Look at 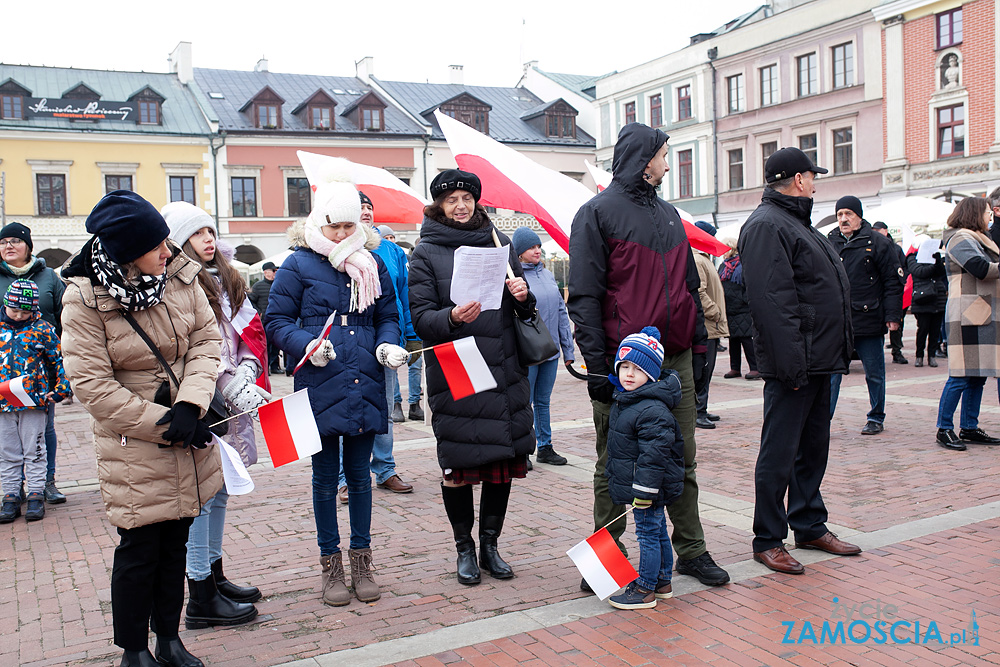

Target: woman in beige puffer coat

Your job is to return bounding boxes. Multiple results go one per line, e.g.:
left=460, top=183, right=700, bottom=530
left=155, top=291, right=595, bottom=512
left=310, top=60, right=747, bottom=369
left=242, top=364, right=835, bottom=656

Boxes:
left=61, top=190, right=222, bottom=667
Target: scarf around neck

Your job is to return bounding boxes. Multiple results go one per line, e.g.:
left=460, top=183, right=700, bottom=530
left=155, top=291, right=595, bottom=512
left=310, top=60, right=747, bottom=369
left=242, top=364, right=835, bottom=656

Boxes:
left=304, top=221, right=381, bottom=312
left=90, top=237, right=167, bottom=311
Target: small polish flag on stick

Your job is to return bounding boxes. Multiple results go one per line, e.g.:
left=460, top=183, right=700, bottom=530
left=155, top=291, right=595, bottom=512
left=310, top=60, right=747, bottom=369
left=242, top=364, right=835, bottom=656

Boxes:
left=567, top=525, right=638, bottom=600
left=431, top=337, right=497, bottom=401
left=258, top=389, right=323, bottom=467
left=0, top=377, right=36, bottom=408
left=292, top=311, right=338, bottom=375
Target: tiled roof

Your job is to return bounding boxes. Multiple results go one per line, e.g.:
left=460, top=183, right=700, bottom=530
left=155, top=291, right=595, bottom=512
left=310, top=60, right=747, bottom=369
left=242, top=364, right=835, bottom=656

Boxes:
left=0, top=64, right=211, bottom=134
left=193, top=68, right=425, bottom=135
left=373, top=78, right=595, bottom=147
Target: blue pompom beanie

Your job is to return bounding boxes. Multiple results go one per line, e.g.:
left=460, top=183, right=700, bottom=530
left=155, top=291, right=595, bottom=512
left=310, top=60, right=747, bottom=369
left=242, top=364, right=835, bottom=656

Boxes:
left=614, top=326, right=665, bottom=382
left=512, top=227, right=542, bottom=257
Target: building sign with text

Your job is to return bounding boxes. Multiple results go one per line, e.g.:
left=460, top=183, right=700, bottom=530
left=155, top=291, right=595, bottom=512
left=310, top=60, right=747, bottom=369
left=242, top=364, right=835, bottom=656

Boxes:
left=25, top=98, right=134, bottom=121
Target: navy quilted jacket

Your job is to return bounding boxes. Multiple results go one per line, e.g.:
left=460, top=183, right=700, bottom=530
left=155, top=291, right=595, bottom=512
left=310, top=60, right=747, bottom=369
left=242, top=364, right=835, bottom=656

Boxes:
left=605, top=370, right=685, bottom=507
left=265, top=247, right=399, bottom=437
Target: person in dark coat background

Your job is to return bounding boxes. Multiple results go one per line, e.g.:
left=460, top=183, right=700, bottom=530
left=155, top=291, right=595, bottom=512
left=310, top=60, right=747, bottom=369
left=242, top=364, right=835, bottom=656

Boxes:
left=408, top=169, right=535, bottom=587
left=717, top=238, right=760, bottom=380
left=266, top=159, right=405, bottom=608
left=873, top=221, right=909, bottom=365
left=568, top=122, right=729, bottom=589
left=740, top=147, right=861, bottom=576
left=826, top=196, right=903, bottom=435
left=906, top=239, right=947, bottom=368
left=250, top=261, right=280, bottom=373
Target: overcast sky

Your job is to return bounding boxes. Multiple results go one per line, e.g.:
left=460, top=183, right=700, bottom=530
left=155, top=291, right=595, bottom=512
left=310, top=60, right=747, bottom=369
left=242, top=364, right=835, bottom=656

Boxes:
left=4, top=1, right=764, bottom=87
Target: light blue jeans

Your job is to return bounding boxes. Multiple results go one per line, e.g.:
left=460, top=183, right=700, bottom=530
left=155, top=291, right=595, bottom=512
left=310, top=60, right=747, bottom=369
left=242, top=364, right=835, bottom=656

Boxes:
left=341, top=367, right=396, bottom=486
left=186, top=483, right=229, bottom=581
left=527, top=358, right=559, bottom=450
left=393, top=354, right=423, bottom=406
left=937, top=376, right=987, bottom=430
left=633, top=506, right=673, bottom=592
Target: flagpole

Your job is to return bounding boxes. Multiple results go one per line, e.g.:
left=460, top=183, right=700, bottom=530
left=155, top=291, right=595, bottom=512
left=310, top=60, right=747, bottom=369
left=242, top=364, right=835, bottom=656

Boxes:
left=600, top=510, right=630, bottom=531
left=210, top=407, right=260, bottom=428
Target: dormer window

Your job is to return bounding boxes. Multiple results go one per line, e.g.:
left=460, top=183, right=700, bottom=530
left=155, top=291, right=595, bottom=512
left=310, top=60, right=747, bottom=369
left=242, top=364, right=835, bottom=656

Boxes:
left=0, top=79, right=30, bottom=120
left=438, top=93, right=491, bottom=134
left=128, top=86, right=165, bottom=126
left=361, top=106, right=383, bottom=131
left=257, top=105, right=278, bottom=128
left=311, top=106, right=331, bottom=129
left=341, top=91, right=387, bottom=132
left=293, top=89, right=337, bottom=130
left=544, top=107, right=576, bottom=138
left=241, top=86, right=285, bottom=129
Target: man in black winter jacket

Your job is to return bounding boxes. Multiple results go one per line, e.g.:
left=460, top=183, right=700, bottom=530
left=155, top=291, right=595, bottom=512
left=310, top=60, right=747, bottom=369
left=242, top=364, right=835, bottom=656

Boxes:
left=826, top=197, right=903, bottom=435
left=739, top=147, right=862, bottom=575
left=873, top=221, right=909, bottom=365
left=568, top=122, right=729, bottom=587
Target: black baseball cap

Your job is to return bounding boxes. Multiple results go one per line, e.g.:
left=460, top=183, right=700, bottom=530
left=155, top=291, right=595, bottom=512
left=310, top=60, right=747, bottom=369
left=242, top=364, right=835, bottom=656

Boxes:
left=764, top=147, right=828, bottom=184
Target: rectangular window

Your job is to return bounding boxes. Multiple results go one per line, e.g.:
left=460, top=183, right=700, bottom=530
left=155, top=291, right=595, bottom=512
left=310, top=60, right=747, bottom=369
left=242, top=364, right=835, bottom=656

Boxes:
left=257, top=105, right=278, bottom=128
left=362, top=107, right=383, bottom=130
left=650, top=94, right=662, bottom=127
left=561, top=115, right=575, bottom=138
left=36, top=174, right=66, bottom=216
left=232, top=177, right=257, bottom=217
left=311, top=106, right=331, bottom=129
left=678, top=149, right=693, bottom=198
left=759, top=65, right=778, bottom=106
left=727, top=75, right=745, bottom=113
left=797, top=53, right=818, bottom=97
left=937, top=105, right=965, bottom=157
left=169, top=176, right=196, bottom=205
left=761, top=141, right=777, bottom=180
left=473, top=110, right=487, bottom=133
left=287, top=177, right=311, bottom=216
left=833, top=128, right=853, bottom=174
left=105, top=175, right=133, bottom=193
left=937, top=8, right=963, bottom=49
left=799, top=133, right=818, bottom=165
left=1, top=94, right=22, bottom=119
left=677, top=87, right=691, bottom=121
left=728, top=149, right=744, bottom=190
left=138, top=100, right=159, bottom=124
left=832, top=43, right=854, bottom=89
left=624, top=101, right=636, bottom=125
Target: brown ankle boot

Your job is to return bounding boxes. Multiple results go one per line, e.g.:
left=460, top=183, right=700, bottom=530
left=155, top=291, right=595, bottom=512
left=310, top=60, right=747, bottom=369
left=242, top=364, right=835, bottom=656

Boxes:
left=319, top=553, right=351, bottom=606
left=348, top=548, right=381, bottom=602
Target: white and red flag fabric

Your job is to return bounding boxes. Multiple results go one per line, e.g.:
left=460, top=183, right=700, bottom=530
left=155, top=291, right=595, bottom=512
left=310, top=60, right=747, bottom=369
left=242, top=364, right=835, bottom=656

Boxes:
left=292, top=311, right=338, bottom=375
left=567, top=527, right=638, bottom=600
left=257, top=389, right=323, bottom=467
left=297, top=151, right=428, bottom=225
left=0, top=376, right=35, bottom=408
left=431, top=337, right=497, bottom=401
left=231, top=298, right=270, bottom=393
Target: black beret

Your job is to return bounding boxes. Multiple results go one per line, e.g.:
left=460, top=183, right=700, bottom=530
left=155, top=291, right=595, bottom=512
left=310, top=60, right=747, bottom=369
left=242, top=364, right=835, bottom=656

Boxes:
left=430, top=169, right=481, bottom=202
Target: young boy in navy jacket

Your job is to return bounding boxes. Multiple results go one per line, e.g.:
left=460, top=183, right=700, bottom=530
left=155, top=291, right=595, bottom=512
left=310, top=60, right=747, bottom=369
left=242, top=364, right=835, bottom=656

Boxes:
left=605, top=326, right=685, bottom=609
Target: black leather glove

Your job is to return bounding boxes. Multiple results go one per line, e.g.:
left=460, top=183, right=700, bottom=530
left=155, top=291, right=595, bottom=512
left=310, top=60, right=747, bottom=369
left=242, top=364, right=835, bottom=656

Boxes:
left=692, top=352, right=708, bottom=395
left=156, top=402, right=212, bottom=449
left=587, top=374, right=615, bottom=404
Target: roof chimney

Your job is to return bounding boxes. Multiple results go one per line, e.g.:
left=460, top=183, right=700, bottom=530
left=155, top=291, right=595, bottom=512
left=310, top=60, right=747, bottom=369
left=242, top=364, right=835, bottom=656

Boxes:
left=168, top=42, right=193, bottom=84
left=254, top=57, right=269, bottom=73
left=449, top=65, right=464, bottom=85
left=356, top=56, right=375, bottom=82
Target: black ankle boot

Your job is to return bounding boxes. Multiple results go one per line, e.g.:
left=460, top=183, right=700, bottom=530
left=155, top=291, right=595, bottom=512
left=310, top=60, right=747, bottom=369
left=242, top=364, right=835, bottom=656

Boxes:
left=120, top=649, right=158, bottom=667
left=479, top=482, right=514, bottom=579
left=185, top=575, right=258, bottom=629
left=153, top=637, right=204, bottom=667
left=441, top=484, right=480, bottom=585
left=211, top=558, right=261, bottom=603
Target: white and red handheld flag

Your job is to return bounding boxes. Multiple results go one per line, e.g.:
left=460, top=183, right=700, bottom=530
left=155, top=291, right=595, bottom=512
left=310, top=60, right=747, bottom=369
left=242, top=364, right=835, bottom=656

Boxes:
left=0, top=376, right=35, bottom=408
left=258, top=389, right=323, bottom=467
left=567, top=527, right=638, bottom=600
left=292, top=311, right=338, bottom=375
left=231, top=298, right=271, bottom=392
left=431, top=337, right=497, bottom=401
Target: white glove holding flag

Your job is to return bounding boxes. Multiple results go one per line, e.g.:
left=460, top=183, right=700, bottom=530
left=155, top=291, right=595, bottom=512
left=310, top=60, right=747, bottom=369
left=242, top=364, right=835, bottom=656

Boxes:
left=233, top=359, right=260, bottom=385
left=309, top=339, right=336, bottom=367
left=222, top=374, right=270, bottom=413
left=376, top=343, right=409, bottom=369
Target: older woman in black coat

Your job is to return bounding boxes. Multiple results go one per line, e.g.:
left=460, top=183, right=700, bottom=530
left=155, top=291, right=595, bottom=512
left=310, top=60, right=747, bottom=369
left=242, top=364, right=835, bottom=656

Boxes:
left=408, top=169, right=536, bottom=586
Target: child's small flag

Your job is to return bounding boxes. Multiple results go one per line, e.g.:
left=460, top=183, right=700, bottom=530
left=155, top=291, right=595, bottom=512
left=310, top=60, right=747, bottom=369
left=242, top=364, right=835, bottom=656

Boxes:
left=566, top=527, right=638, bottom=600
left=0, top=376, right=36, bottom=408
left=293, top=311, right=338, bottom=375
left=432, top=337, right=497, bottom=400
left=258, top=389, right=323, bottom=467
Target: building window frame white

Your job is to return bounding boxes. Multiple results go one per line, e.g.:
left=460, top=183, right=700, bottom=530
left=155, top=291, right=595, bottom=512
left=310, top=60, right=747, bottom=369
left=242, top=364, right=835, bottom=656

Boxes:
left=726, top=73, right=745, bottom=114
left=162, top=162, right=203, bottom=207
left=26, top=159, right=73, bottom=217
left=831, top=42, right=854, bottom=89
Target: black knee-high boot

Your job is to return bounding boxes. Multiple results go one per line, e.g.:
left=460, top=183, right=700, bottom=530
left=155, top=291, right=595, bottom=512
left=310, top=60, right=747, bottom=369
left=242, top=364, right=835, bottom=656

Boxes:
left=441, top=484, right=480, bottom=585
left=479, top=481, right=513, bottom=579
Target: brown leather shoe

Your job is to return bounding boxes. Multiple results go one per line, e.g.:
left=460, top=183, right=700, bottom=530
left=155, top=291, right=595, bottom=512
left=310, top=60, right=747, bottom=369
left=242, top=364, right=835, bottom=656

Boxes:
left=795, top=532, right=862, bottom=555
left=338, top=486, right=348, bottom=504
left=377, top=474, right=413, bottom=494
left=753, top=546, right=804, bottom=574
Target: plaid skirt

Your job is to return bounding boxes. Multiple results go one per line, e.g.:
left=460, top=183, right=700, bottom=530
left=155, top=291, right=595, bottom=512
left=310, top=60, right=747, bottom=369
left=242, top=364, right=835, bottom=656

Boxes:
left=443, top=455, right=529, bottom=485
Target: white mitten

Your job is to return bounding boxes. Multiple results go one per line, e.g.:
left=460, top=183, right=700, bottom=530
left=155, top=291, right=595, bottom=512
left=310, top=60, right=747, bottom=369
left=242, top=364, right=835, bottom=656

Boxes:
left=309, top=339, right=336, bottom=367
left=234, top=359, right=260, bottom=385
left=222, top=374, right=267, bottom=413
left=376, top=343, right=409, bottom=369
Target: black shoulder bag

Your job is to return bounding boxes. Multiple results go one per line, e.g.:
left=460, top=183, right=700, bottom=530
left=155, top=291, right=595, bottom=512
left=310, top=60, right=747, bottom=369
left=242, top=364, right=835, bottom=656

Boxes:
left=120, top=310, right=230, bottom=436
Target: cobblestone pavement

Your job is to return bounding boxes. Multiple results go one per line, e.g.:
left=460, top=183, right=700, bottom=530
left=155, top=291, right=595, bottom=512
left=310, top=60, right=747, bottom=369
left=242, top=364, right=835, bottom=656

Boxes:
left=2, top=323, right=998, bottom=666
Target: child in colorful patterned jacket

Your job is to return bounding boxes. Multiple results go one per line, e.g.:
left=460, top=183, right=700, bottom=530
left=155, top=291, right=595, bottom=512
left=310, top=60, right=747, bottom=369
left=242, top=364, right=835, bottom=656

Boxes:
left=0, top=279, right=72, bottom=523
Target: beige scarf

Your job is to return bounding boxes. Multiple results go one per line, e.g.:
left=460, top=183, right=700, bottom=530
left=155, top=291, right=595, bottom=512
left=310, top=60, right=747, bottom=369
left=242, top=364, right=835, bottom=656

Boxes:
left=304, top=219, right=382, bottom=312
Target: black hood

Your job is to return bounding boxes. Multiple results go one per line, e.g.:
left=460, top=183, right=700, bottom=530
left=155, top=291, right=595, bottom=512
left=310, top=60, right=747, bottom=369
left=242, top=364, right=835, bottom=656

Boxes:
left=611, top=123, right=669, bottom=196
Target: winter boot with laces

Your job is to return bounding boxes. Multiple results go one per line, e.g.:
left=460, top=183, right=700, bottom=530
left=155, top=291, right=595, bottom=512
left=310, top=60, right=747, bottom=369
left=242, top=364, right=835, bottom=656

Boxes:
left=319, top=553, right=351, bottom=606
left=348, top=548, right=381, bottom=602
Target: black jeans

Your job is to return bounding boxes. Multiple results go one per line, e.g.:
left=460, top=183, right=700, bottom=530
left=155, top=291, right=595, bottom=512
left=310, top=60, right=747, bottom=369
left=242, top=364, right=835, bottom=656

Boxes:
left=914, top=311, right=944, bottom=358
left=889, top=308, right=907, bottom=354
left=753, top=377, right=831, bottom=553
left=695, top=338, right=719, bottom=416
left=729, top=336, right=758, bottom=373
left=111, top=518, right=193, bottom=650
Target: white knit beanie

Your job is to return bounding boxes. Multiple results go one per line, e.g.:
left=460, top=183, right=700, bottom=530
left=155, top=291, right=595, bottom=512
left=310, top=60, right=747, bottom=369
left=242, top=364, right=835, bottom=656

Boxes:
left=309, top=181, right=361, bottom=228
left=161, top=201, right=215, bottom=247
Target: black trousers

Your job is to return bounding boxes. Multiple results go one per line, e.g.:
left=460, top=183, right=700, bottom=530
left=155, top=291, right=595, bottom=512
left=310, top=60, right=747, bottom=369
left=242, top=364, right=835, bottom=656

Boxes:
left=729, top=336, right=758, bottom=373
left=889, top=308, right=907, bottom=354
left=752, top=377, right=831, bottom=553
left=695, top=338, right=719, bottom=416
left=111, top=517, right=193, bottom=650
left=914, top=311, right=944, bottom=358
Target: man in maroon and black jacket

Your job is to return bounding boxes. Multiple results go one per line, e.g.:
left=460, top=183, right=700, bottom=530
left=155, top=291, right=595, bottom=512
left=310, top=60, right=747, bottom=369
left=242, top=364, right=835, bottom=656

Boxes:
left=568, top=122, right=730, bottom=588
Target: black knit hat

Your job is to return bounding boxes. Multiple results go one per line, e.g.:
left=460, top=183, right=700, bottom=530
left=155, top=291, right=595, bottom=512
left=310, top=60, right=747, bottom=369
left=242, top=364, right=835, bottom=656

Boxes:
left=85, top=190, right=170, bottom=265
left=430, top=169, right=482, bottom=202
left=358, top=190, right=373, bottom=208
left=0, top=222, right=33, bottom=252
left=835, top=195, right=864, bottom=219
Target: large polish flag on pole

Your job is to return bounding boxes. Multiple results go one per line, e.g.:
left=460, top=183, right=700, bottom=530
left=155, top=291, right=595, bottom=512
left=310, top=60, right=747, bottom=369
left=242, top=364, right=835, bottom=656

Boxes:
left=231, top=298, right=271, bottom=393
left=585, top=160, right=730, bottom=257
left=297, top=151, right=428, bottom=225
left=567, top=527, right=638, bottom=600
left=0, top=377, right=36, bottom=408
left=431, top=337, right=497, bottom=401
left=258, top=389, right=323, bottom=467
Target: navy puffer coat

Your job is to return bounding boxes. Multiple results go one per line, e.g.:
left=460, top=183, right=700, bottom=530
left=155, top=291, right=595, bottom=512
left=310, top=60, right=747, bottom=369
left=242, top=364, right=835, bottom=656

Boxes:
left=408, top=212, right=536, bottom=470
left=606, top=370, right=685, bottom=508
left=265, top=232, right=399, bottom=437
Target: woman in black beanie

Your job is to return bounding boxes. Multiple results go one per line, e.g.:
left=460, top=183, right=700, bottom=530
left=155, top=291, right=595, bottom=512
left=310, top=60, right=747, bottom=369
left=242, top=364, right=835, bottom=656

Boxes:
left=61, top=190, right=223, bottom=667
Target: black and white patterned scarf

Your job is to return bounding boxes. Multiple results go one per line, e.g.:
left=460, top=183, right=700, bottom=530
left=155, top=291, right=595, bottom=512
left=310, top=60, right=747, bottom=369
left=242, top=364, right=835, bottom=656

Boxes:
left=90, top=237, right=166, bottom=311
